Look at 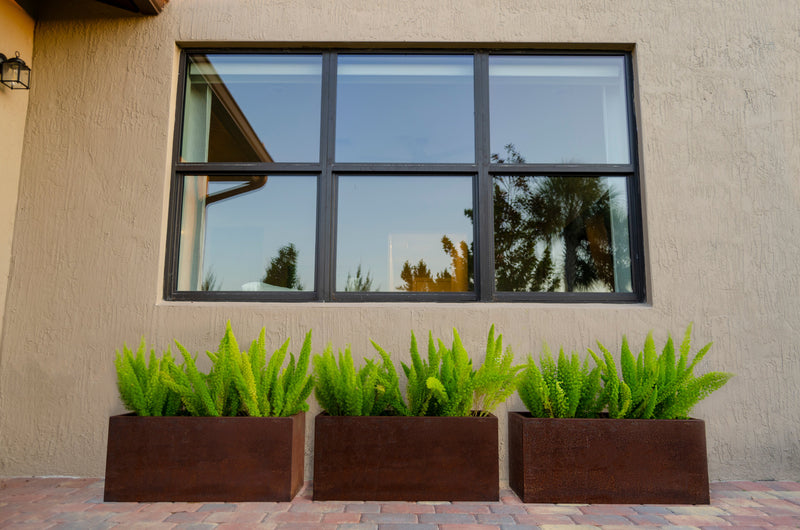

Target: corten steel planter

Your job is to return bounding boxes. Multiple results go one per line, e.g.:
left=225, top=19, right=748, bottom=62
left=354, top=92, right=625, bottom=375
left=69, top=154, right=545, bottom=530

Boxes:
left=313, top=413, right=499, bottom=501
left=104, top=412, right=305, bottom=502
left=508, top=411, right=710, bottom=504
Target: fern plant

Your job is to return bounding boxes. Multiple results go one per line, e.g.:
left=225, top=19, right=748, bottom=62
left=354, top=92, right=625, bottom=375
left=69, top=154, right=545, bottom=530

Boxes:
left=369, top=341, right=411, bottom=416
left=313, top=344, right=407, bottom=416
left=314, top=326, right=517, bottom=417
left=114, top=339, right=182, bottom=416
left=401, top=331, right=445, bottom=416
left=402, top=326, right=519, bottom=417
left=588, top=341, right=632, bottom=419
left=118, top=322, right=313, bottom=417
left=590, top=323, right=733, bottom=419
left=517, top=345, right=603, bottom=418
left=221, top=324, right=314, bottom=417
left=418, top=329, right=475, bottom=416
left=472, top=325, right=522, bottom=416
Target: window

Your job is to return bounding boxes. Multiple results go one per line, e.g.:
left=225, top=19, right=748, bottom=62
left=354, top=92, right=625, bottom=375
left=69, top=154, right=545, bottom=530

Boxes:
left=165, top=50, right=644, bottom=302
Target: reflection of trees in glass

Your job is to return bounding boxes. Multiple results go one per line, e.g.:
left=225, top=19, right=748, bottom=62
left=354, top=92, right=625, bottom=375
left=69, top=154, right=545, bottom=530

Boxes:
left=535, top=175, right=615, bottom=291
left=490, top=143, right=619, bottom=292
left=487, top=174, right=561, bottom=292
left=344, top=264, right=377, bottom=292
left=397, top=236, right=472, bottom=292
left=262, top=243, right=304, bottom=290
left=201, top=270, right=220, bottom=291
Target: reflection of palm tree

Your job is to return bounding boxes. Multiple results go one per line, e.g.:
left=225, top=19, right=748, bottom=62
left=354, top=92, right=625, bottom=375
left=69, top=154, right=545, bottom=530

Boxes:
left=533, top=176, right=615, bottom=291
left=491, top=144, right=618, bottom=292
left=491, top=175, right=561, bottom=292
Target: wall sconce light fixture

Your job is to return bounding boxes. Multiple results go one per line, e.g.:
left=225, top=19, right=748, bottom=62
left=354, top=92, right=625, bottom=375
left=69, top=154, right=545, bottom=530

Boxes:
left=0, top=52, right=31, bottom=90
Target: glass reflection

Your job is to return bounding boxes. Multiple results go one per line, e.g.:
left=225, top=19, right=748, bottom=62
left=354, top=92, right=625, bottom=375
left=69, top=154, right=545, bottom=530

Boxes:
left=337, top=176, right=474, bottom=292
left=489, top=55, right=630, bottom=164
left=177, top=175, right=316, bottom=291
left=181, top=54, right=322, bottom=163
left=493, top=175, right=632, bottom=293
left=336, top=55, right=475, bottom=163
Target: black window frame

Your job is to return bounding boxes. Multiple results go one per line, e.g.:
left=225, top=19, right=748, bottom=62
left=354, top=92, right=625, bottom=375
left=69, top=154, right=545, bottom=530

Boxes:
left=164, top=47, right=645, bottom=303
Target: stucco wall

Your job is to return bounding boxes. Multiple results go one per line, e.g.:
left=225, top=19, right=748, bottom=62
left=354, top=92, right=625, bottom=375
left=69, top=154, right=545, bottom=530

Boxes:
left=1, top=0, right=798, bottom=481
left=0, top=0, right=33, bottom=361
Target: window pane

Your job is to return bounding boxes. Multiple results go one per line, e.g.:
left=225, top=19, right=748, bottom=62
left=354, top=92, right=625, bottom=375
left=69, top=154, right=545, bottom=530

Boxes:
left=337, top=176, right=473, bottom=292
left=177, top=175, right=316, bottom=291
left=493, top=175, right=632, bottom=293
left=490, top=56, right=630, bottom=164
left=336, top=55, right=475, bottom=163
left=181, top=54, right=322, bottom=163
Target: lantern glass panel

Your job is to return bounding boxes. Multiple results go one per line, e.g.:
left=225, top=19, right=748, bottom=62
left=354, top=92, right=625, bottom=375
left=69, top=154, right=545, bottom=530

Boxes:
left=2, top=59, right=30, bottom=89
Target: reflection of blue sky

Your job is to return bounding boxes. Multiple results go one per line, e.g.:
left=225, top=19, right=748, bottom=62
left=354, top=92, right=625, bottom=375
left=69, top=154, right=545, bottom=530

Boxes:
left=489, top=56, right=629, bottom=164
left=201, top=177, right=316, bottom=290
left=336, top=55, right=474, bottom=163
left=201, top=55, right=322, bottom=162
left=337, top=176, right=473, bottom=291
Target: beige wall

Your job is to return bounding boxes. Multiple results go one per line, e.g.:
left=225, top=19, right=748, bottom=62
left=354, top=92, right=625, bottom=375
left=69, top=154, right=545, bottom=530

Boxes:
left=1, top=0, right=798, bottom=481
left=0, top=0, right=33, bottom=363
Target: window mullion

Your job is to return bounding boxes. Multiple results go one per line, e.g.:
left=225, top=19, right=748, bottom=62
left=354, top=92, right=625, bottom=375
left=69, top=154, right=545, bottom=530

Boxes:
left=318, top=52, right=338, bottom=301
left=474, top=53, right=494, bottom=302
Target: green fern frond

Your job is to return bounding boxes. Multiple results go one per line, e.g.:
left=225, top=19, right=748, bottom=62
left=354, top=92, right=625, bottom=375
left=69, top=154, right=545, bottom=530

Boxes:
left=280, top=330, right=313, bottom=417
left=114, top=343, right=148, bottom=415
left=313, top=344, right=384, bottom=416
left=660, top=371, right=733, bottom=419
left=371, top=341, right=410, bottom=416
left=175, top=341, right=218, bottom=416
left=114, top=339, right=184, bottom=417
left=589, top=323, right=732, bottom=419
left=313, top=344, right=339, bottom=415
left=517, top=355, right=548, bottom=417
left=473, top=326, right=521, bottom=416
left=425, top=376, right=448, bottom=406
left=519, top=345, right=601, bottom=418
left=659, top=335, right=676, bottom=390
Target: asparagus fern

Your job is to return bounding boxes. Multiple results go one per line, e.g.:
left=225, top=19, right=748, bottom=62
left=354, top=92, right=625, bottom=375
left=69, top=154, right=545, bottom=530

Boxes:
left=517, top=345, right=602, bottom=418
left=117, top=322, right=312, bottom=417
left=114, top=339, right=181, bottom=416
left=590, top=323, right=732, bottom=419
left=403, top=326, right=519, bottom=417
left=313, top=344, right=405, bottom=416
left=315, top=326, right=518, bottom=417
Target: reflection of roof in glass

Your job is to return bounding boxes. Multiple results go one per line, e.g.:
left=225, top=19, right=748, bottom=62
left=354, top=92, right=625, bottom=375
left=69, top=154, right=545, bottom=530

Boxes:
left=189, top=56, right=273, bottom=163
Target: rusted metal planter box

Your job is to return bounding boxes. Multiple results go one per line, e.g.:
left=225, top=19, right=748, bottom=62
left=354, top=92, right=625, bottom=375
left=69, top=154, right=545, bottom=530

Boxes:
left=508, top=411, right=710, bottom=504
left=313, top=413, right=498, bottom=501
left=104, top=412, right=305, bottom=502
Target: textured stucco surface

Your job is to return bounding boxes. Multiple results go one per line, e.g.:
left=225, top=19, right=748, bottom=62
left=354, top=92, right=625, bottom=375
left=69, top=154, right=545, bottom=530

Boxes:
left=0, top=0, right=34, bottom=358
left=1, top=0, right=799, bottom=481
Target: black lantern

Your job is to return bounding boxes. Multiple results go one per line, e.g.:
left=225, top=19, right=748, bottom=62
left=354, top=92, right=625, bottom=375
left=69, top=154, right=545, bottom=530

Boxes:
left=0, top=52, right=31, bottom=90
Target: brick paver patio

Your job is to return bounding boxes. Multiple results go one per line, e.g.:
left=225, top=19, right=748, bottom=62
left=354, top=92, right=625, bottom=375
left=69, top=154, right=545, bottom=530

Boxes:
left=1, top=478, right=799, bottom=528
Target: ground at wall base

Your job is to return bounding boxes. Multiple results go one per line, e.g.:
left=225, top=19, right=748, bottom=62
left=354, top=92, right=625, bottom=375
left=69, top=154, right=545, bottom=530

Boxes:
left=1, top=477, right=799, bottom=528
